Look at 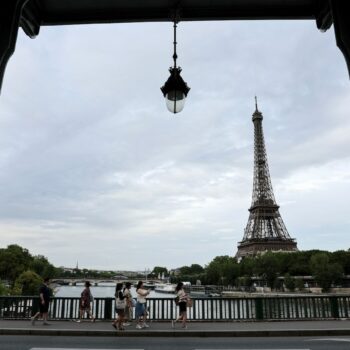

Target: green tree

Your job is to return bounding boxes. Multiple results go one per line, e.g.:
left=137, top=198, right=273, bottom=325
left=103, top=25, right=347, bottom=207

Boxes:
left=206, top=256, right=239, bottom=285
left=152, top=266, right=168, bottom=277
left=189, top=264, right=204, bottom=274
left=254, top=253, right=279, bottom=289
left=0, top=245, right=33, bottom=284
left=288, top=250, right=322, bottom=276
left=236, top=276, right=253, bottom=289
left=239, top=257, right=255, bottom=277
left=177, top=264, right=204, bottom=276
left=284, top=273, right=296, bottom=292
left=329, top=250, right=350, bottom=275
left=12, top=270, right=42, bottom=295
left=310, top=253, right=343, bottom=292
left=31, top=255, right=56, bottom=278
left=295, top=278, right=305, bottom=291
left=0, top=281, right=9, bottom=296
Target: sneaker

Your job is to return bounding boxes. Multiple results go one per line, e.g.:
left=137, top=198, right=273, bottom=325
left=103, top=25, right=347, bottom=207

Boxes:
left=182, top=325, right=187, bottom=329
left=143, top=323, right=150, bottom=328
left=75, top=320, right=81, bottom=323
left=171, top=320, right=175, bottom=328
left=136, top=324, right=143, bottom=329
left=30, top=317, right=35, bottom=326
left=123, top=322, right=131, bottom=327
left=42, top=322, right=51, bottom=326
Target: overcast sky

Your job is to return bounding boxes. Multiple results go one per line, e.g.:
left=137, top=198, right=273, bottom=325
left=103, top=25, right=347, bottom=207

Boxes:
left=0, top=19, right=349, bottom=271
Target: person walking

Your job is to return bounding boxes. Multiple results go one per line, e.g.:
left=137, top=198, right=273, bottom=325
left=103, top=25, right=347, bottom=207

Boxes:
left=172, top=282, right=189, bottom=329
left=112, top=283, right=127, bottom=330
left=77, top=281, right=95, bottom=322
left=123, top=282, right=133, bottom=326
left=135, top=280, right=150, bottom=329
left=31, top=277, right=51, bottom=325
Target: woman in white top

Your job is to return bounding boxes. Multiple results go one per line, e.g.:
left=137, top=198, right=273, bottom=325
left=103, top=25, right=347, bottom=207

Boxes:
left=135, top=280, right=150, bottom=329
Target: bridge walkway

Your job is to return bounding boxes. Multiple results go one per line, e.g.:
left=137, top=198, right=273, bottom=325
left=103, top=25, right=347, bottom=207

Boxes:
left=0, top=319, right=349, bottom=337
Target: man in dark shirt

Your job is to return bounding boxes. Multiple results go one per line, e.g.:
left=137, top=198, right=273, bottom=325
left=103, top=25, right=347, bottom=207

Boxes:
left=31, top=277, right=51, bottom=325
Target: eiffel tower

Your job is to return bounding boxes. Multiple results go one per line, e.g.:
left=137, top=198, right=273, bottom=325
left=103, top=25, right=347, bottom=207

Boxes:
left=236, top=98, right=297, bottom=259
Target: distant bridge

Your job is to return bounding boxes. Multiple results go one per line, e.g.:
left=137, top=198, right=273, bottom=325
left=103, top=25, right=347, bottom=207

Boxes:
left=51, top=278, right=160, bottom=287
left=51, top=278, right=127, bottom=286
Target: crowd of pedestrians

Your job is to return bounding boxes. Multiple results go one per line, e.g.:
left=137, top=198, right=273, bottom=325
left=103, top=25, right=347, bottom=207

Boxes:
left=30, top=279, right=192, bottom=330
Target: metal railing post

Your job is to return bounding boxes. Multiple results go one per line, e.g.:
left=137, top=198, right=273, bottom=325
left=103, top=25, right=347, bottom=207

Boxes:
left=330, top=296, right=339, bottom=318
left=104, top=298, right=112, bottom=320
left=255, top=297, right=264, bottom=320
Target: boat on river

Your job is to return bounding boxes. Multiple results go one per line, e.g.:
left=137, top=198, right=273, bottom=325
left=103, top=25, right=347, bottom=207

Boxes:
left=154, top=283, right=176, bottom=293
left=143, top=282, right=156, bottom=290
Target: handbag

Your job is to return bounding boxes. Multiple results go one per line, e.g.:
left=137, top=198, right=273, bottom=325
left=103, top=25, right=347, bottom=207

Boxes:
left=186, top=298, right=193, bottom=308
left=116, top=298, right=126, bottom=309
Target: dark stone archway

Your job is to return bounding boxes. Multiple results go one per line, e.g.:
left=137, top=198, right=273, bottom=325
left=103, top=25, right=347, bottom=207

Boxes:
left=1, top=0, right=350, bottom=94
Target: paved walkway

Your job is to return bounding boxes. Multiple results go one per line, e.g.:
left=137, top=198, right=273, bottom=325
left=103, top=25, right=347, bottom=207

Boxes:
left=0, top=319, right=349, bottom=337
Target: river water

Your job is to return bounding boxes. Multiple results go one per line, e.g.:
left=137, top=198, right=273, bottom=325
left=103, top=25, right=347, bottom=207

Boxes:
left=55, top=283, right=173, bottom=299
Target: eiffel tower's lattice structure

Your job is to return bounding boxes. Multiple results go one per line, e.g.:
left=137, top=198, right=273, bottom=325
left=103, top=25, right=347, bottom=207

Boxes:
left=236, top=99, right=297, bottom=259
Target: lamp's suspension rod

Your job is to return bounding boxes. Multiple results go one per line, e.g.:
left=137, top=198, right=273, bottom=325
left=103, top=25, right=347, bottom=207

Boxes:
left=173, top=20, right=177, bottom=68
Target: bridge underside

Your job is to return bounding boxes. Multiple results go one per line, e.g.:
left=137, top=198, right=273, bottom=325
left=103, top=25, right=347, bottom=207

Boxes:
left=236, top=239, right=298, bottom=260
left=1, top=1, right=350, bottom=92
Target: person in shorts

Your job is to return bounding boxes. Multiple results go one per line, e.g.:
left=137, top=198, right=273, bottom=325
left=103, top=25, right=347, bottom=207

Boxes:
left=31, top=277, right=51, bottom=325
left=135, top=281, right=150, bottom=329
left=172, top=282, right=189, bottom=329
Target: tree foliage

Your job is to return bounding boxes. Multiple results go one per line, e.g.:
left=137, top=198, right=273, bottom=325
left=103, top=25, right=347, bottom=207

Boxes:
left=151, top=266, right=168, bottom=277
left=1, top=243, right=349, bottom=293
left=0, top=244, right=58, bottom=287
left=310, top=253, right=343, bottom=292
left=205, top=256, right=239, bottom=285
left=284, top=273, right=296, bottom=292
left=12, top=270, right=43, bottom=296
left=0, top=281, right=9, bottom=296
left=173, top=249, right=349, bottom=290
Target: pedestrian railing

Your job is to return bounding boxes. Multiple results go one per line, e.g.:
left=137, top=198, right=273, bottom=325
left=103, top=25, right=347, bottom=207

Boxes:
left=0, top=295, right=349, bottom=321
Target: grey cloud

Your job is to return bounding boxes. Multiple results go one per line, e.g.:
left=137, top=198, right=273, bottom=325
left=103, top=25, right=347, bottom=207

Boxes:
left=0, top=20, right=349, bottom=269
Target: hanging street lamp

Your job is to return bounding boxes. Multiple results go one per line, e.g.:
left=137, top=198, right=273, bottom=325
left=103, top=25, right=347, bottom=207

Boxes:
left=161, top=20, right=190, bottom=114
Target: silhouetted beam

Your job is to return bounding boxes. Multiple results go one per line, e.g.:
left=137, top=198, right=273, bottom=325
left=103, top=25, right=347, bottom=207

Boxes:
left=1, top=0, right=350, bottom=94
left=330, top=1, right=350, bottom=78
left=0, top=0, right=29, bottom=93
left=37, top=0, right=316, bottom=25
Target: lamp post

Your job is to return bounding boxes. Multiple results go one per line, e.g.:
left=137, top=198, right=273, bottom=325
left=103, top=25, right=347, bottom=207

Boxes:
left=161, top=20, right=190, bottom=114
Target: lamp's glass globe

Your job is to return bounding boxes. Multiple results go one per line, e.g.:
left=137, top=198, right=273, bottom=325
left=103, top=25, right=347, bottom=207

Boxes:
left=166, top=90, right=186, bottom=113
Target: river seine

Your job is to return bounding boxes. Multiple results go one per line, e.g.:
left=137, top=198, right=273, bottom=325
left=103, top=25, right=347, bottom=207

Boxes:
left=55, top=283, right=172, bottom=299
